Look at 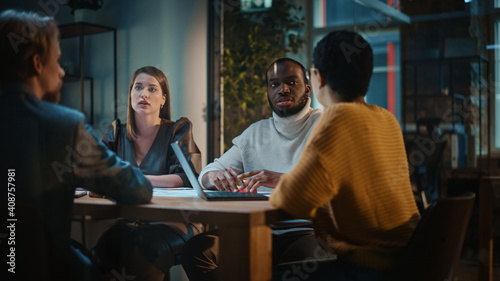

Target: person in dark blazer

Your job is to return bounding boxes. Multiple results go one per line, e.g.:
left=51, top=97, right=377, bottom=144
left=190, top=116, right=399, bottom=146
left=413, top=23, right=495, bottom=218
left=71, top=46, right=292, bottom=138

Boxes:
left=0, top=9, right=153, bottom=281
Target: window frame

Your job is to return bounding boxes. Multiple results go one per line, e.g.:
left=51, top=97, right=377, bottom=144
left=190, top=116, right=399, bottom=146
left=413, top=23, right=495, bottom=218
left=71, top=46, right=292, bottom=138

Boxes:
left=493, top=17, right=500, bottom=155
left=306, top=0, right=403, bottom=119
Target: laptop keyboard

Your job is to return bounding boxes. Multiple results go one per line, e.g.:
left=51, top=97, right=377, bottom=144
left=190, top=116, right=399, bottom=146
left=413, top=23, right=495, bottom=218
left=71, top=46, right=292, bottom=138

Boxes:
left=206, top=191, right=268, bottom=198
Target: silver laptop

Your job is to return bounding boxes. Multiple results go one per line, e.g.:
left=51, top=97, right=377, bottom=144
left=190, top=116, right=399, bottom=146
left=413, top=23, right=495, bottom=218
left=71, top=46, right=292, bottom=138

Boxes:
left=171, top=141, right=269, bottom=201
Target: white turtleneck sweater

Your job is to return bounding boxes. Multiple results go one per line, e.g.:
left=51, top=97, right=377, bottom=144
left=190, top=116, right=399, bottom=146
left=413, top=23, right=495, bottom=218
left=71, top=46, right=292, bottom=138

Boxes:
left=199, top=98, right=322, bottom=191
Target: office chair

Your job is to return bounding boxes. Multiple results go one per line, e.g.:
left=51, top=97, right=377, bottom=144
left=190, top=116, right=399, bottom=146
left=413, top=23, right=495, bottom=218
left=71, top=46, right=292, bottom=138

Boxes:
left=16, top=203, right=76, bottom=281
left=388, top=192, right=475, bottom=281
left=405, top=134, right=448, bottom=212
left=272, top=193, right=475, bottom=281
left=478, top=177, right=500, bottom=281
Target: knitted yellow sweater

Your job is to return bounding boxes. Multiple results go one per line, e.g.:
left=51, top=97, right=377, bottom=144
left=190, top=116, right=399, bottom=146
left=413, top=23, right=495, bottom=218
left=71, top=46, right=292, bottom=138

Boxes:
left=270, top=102, right=420, bottom=271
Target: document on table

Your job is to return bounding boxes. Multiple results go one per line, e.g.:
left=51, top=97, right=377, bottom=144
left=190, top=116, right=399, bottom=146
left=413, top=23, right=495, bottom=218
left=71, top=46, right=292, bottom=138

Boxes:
left=153, top=187, right=198, bottom=197
left=74, top=188, right=88, bottom=198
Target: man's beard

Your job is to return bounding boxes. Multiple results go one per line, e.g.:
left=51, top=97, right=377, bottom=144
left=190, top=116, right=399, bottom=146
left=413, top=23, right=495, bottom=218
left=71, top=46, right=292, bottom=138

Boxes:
left=42, top=90, right=61, bottom=103
left=269, top=91, right=309, bottom=118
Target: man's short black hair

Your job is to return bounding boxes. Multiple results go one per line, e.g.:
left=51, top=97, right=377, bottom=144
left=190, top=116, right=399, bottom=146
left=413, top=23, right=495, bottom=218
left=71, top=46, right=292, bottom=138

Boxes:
left=313, top=30, right=373, bottom=101
left=266, top=58, right=309, bottom=85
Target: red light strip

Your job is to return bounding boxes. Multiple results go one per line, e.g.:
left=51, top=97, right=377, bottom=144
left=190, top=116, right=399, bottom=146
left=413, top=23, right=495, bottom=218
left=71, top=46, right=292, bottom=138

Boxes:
left=322, top=0, right=326, bottom=27
left=387, top=42, right=395, bottom=115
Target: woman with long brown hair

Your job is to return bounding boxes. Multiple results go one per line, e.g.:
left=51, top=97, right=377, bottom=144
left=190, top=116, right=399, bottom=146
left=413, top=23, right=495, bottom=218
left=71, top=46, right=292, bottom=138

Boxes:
left=94, top=66, right=203, bottom=280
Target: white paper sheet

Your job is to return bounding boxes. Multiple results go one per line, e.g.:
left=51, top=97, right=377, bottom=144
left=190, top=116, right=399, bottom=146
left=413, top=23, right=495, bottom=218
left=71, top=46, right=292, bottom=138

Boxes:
left=153, top=187, right=198, bottom=197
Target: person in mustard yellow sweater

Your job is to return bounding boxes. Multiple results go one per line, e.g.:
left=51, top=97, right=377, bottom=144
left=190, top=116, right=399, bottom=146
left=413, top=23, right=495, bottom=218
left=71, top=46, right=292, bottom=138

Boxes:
left=270, top=30, right=421, bottom=281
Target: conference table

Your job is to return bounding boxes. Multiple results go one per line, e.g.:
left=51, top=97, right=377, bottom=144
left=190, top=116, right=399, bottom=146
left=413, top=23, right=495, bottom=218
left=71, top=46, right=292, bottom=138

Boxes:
left=73, top=190, right=291, bottom=281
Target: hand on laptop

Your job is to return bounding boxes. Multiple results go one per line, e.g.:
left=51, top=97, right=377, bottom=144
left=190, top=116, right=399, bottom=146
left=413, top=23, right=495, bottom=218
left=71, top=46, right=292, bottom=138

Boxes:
left=205, top=167, right=243, bottom=192
left=238, top=170, right=283, bottom=193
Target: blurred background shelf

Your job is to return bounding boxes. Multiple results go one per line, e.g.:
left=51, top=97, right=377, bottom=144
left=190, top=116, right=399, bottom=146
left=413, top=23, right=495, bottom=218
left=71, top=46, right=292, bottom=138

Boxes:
left=403, top=55, right=490, bottom=172
left=58, top=22, right=117, bottom=124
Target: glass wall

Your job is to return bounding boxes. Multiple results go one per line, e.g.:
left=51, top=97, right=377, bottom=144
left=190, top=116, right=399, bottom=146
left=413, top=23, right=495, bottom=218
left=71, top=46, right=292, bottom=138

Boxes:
left=311, top=0, right=403, bottom=121
left=495, top=18, right=500, bottom=150
left=209, top=0, right=499, bottom=165
left=496, top=1, right=500, bottom=151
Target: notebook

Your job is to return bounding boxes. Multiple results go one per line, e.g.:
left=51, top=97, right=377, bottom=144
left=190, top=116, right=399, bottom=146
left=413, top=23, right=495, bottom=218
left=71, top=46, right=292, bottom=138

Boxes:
left=171, top=141, right=269, bottom=201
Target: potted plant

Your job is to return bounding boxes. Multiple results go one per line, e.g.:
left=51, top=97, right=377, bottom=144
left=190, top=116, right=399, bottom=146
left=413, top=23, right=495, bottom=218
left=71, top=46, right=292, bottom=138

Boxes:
left=66, top=0, right=103, bottom=23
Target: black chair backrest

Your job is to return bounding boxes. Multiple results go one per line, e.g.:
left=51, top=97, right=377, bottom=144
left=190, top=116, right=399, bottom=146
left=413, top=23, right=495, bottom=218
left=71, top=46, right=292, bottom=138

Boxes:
left=405, top=135, right=448, bottom=211
left=17, top=203, right=75, bottom=281
left=389, top=192, right=475, bottom=281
